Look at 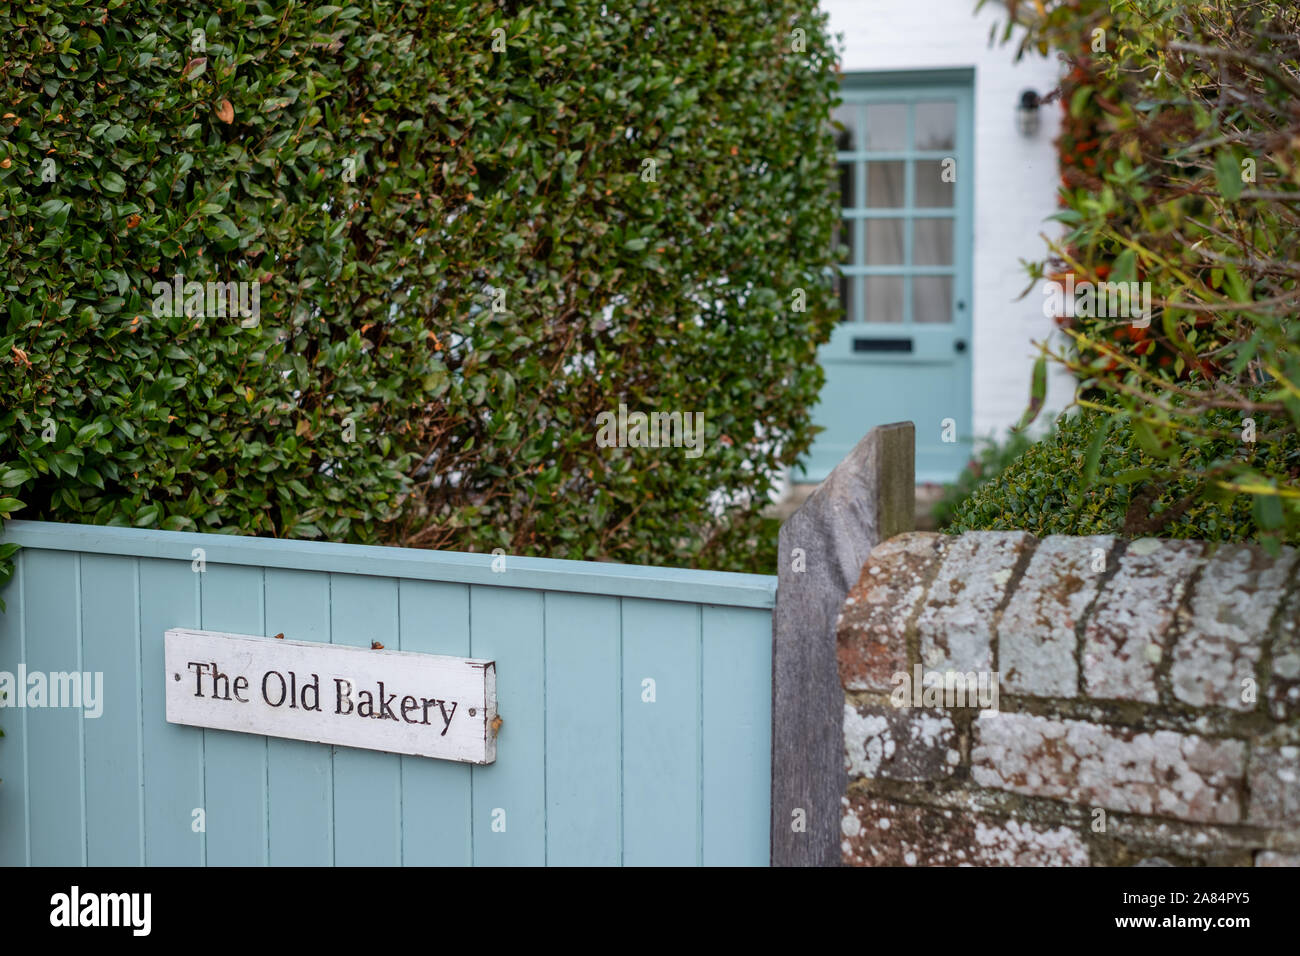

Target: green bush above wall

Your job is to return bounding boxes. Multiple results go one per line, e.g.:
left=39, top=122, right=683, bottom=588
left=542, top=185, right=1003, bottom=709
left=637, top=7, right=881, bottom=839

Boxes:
left=947, top=409, right=1300, bottom=544
left=0, top=0, right=841, bottom=577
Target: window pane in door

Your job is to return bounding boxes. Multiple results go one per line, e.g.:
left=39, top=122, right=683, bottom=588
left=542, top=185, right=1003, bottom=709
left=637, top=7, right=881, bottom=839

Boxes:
left=833, top=217, right=854, bottom=265
left=866, top=161, right=905, bottom=208
left=913, top=218, right=954, bottom=266
left=913, top=276, right=953, bottom=323
left=832, top=103, right=859, bottom=152
left=914, top=160, right=954, bottom=208
left=865, top=218, right=904, bottom=266
left=914, top=101, right=956, bottom=150
left=839, top=163, right=855, bottom=209
left=864, top=103, right=907, bottom=150
left=864, top=275, right=904, bottom=323
left=838, top=274, right=856, bottom=322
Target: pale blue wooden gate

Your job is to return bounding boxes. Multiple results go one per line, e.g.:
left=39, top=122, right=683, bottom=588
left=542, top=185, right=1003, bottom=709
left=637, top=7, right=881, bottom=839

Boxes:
left=0, top=521, right=774, bottom=866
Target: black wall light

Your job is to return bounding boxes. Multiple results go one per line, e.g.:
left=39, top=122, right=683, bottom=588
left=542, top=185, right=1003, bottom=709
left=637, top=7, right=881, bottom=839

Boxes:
left=1017, top=89, right=1042, bottom=136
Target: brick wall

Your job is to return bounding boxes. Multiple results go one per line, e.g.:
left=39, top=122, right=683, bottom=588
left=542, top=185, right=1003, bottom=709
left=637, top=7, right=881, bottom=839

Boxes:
left=836, top=531, right=1300, bottom=866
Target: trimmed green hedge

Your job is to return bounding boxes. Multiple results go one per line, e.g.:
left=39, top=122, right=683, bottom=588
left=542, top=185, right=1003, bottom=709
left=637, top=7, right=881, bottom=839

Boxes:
left=931, top=429, right=1035, bottom=531
left=947, top=409, right=1300, bottom=544
left=0, top=1, right=840, bottom=576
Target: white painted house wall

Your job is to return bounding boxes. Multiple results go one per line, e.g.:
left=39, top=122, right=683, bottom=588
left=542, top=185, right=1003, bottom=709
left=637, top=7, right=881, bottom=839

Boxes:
left=821, top=0, right=1073, bottom=451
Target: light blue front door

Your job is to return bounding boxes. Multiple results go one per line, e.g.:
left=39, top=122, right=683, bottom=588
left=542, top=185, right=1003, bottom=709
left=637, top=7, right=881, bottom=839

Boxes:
left=801, top=72, right=974, bottom=483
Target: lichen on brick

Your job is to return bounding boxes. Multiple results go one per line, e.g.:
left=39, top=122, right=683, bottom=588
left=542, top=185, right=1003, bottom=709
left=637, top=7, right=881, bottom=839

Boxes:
left=1267, top=583, right=1300, bottom=722
left=843, top=702, right=958, bottom=782
left=1256, top=851, right=1300, bottom=866
left=999, top=534, right=1115, bottom=698
left=1170, top=544, right=1297, bottom=711
left=1247, top=745, right=1300, bottom=826
left=840, top=793, right=1090, bottom=866
left=971, top=713, right=1244, bottom=824
left=1084, top=539, right=1206, bottom=702
left=914, top=531, right=1035, bottom=675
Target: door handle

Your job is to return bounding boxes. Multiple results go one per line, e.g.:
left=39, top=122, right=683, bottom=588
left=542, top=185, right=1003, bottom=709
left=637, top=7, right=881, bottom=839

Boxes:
left=954, top=339, right=968, bottom=353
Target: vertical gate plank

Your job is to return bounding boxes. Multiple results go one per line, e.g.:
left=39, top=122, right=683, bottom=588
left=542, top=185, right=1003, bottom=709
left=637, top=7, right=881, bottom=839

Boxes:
left=23, top=550, right=83, bottom=864
left=469, top=585, right=545, bottom=866
left=398, top=579, right=472, bottom=866
left=81, top=554, right=142, bottom=865
left=200, top=564, right=267, bottom=865
left=702, top=604, right=771, bottom=865
left=330, top=573, right=402, bottom=865
left=140, top=557, right=203, bottom=865
left=544, top=592, right=620, bottom=865
left=265, top=568, right=333, bottom=866
left=621, top=598, right=701, bottom=865
left=0, top=552, right=28, bottom=865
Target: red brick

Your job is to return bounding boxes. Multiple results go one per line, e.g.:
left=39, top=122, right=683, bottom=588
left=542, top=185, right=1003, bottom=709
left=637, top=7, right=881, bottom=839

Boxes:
left=1267, top=585, right=1300, bottom=721
left=837, top=532, right=947, bottom=692
left=843, top=703, right=959, bottom=782
left=840, top=793, right=1090, bottom=866
left=1247, top=746, right=1300, bottom=826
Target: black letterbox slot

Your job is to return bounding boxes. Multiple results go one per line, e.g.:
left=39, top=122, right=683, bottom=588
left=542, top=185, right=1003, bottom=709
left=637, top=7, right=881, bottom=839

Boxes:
left=853, top=337, right=913, bottom=353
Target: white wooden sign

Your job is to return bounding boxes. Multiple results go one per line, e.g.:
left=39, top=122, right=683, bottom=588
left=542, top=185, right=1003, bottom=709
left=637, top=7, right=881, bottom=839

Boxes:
left=165, top=628, right=497, bottom=764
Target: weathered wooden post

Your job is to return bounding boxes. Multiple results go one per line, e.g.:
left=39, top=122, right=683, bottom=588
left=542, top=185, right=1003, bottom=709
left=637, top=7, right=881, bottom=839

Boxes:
left=770, top=422, right=915, bottom=866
